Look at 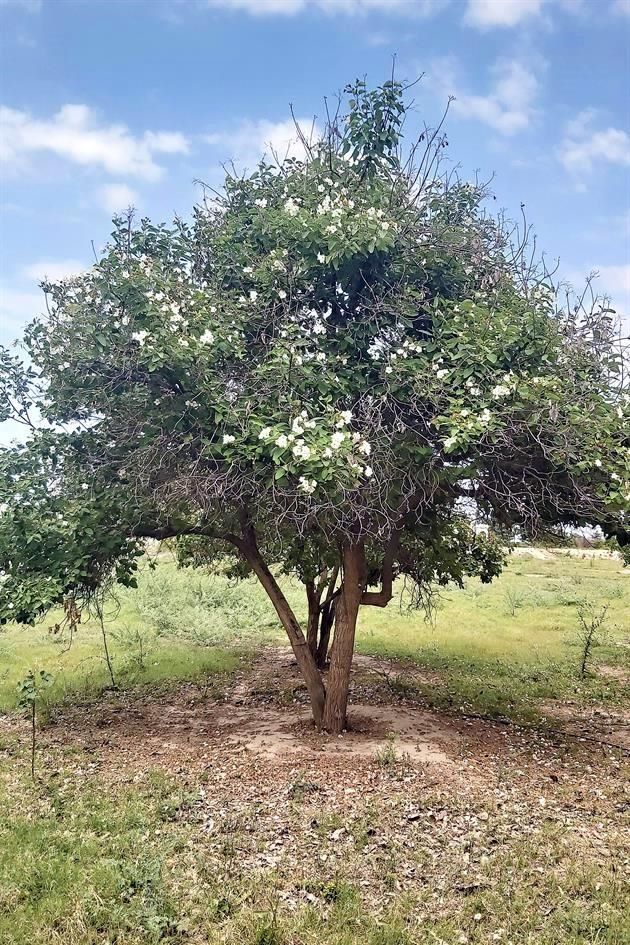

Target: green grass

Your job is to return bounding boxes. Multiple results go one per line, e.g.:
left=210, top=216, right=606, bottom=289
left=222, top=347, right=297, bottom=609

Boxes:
left=356, top=550, right=629, bottom=720
left=0, top=558, right=271, bottom=713
left=1, top=550, right=628, bottom=720
left=0, top=550, right=628, bottom=945
left=1, top=758, right=627, bottom=945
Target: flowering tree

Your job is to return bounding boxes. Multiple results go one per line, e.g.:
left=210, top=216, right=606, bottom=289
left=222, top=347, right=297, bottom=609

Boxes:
left=1, top=80, right=628, bottom=732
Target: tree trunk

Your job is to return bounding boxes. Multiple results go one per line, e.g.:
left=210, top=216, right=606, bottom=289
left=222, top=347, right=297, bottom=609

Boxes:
left=316, top=596, right=335, bottom=669
left=322, top=542, right=365, bottom=733
left=240, top=540, right=326, bottom=728
left=305, top=580, right=320, bottom=661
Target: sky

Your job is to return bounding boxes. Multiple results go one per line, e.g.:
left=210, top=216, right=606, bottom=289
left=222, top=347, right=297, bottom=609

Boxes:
left=0, top=0, right=629, bottom=370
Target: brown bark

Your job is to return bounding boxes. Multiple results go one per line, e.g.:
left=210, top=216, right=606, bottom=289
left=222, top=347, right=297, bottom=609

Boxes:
left=235, top=536, right=326, bottom=728
left=322, top=542, right=366, bottom=733
left=361, top=530, right=401, bottom=607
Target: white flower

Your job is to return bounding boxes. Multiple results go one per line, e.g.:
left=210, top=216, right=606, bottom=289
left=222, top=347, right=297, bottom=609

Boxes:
left=331, top=431, right=345, bottom=450
left=323, top=447, right=333, bottom=458
left=254, top=198, right=267, bottom=208
left=595, top=459, right=602, bottom=467
left=298, top=476, right=317, bottom=495
left=278, top=289, right=287, bottom=300
left=81, top=483, right=89, bottom=491
left=179, top=338, right=189, bottom=347
left=132, top=330, right=148, bottom=345
left=339, top=410, right=353, bottom=425
left=436, top=369, right=449, bottom=380
left=243, top=266, right=253, bottom=274
left=258, top=427, right=272, bottom=440
left=469, top=386, right=481, bottom=396
left=491, top=384, right=510, bottom=399
left=249, top=290, right=258, bottom=301
left=317, top=253, right=326, bottom=263
left=364, top=466, right=373, bottom=478
left=222, top=434, right=235, bottom=445
left=275, top=434, right=289, bottom=448
left=479, top=409, right=491, bottom=423
left=359, top=440, right=371, bottom=455
left=284, top=197, right=300, bottom=216
left=385, top=366, right=393, bottom=375
left=292, top=418, right=305, bottom=434
left=199, top=330, right=215, bottom=345
left=293, top=443, right=311, bottom=460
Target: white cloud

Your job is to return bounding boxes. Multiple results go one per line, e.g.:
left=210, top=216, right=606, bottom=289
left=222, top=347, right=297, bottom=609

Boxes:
left=204, top=0, right=444, bottom=15
left=559, top=109, right=630, bottom=181
left=463, top=0, right=588, bottom=26
left=21, top=259, right=87, bottom=282
left=0, top=104, right=189, bottom=181
left=596, top=264, right=630, bottom=293
left=98, top=183, right=139, bottom=213
left=431, top=58, right=540, bottom=135
left=464, top=0, right=545, bottom=27
left=0, top=285, right=45, bottom=336
left=593, top=264, right=630, bottom=328
left=203, top=0, right=581, bottom=20
left=205, top=117, right=320, bottom=168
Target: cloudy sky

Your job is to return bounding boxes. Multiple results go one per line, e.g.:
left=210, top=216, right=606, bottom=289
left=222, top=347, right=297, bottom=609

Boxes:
left=1, top=0, right=629, bottom=358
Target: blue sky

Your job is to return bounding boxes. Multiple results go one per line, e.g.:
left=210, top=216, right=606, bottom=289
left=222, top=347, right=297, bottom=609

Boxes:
left=1, top=0, right=629, bottom=360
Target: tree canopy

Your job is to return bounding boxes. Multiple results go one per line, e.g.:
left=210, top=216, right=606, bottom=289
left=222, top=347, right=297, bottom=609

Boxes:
left=1, top=78, right=628, bottom=731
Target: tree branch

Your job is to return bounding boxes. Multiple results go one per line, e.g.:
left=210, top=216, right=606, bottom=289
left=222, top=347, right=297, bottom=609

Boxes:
left=361, top=530, right=401, bottom=607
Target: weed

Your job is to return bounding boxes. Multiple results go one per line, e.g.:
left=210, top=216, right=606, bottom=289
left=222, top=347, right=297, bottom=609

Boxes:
left=574, top=601, right=609, bottom=676
left=503, top=586, right=527, bottom=616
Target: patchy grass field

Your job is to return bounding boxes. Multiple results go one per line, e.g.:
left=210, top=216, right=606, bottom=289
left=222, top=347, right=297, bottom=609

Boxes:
left=0, top=549, right=628, bottom=944
left=1, top=548, right=627, bottom=719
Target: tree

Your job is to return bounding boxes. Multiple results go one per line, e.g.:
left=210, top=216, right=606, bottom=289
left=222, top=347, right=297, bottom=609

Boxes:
left=0, top=79, right=628, bottom=732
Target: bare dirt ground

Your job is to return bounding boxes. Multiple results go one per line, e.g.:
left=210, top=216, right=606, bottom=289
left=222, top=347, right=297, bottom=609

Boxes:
left=2, top=646, right=629, bottom=934
left=27, top=645, right=629, bottom=772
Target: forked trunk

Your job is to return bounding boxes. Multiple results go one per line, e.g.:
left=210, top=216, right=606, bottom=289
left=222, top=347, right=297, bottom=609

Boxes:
left=240, top=540, right=326, bottom=727
left=322, top=542, right=365, bottom=733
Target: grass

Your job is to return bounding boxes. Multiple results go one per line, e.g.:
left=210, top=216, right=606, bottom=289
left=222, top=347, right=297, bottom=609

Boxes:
left=356, top=550, right=630, bottom=720
left=0, top=558, right=272, bottom=713
left=1, top=754, right=627, bottom=945
left=0, top=549, right=628, bottom=944
left=1, top=549, right=627, bottom=719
